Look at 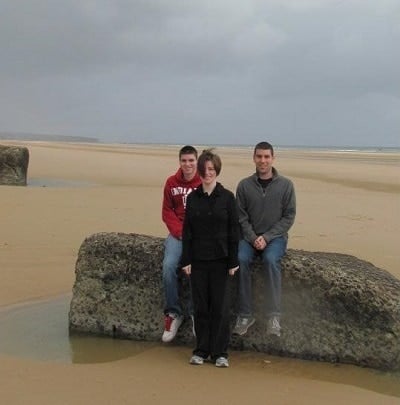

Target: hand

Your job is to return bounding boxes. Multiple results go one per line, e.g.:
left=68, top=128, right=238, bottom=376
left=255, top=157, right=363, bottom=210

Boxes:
left=182, top=264, right=191, bottom=276
left=253, top=236, right=267, bottom=250
left=229, top=266, right=239, bottom=276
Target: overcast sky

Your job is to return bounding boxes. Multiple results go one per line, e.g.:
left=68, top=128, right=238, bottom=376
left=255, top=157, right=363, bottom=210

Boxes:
left=1, top=0, right=399, bottom=147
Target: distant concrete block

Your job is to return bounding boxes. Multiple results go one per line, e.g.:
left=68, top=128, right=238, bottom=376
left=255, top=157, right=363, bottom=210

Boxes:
left=0, top=145, right=29, bottom=186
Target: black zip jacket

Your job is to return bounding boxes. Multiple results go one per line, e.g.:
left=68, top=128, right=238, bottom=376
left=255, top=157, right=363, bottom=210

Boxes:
left=181, top=182, right=239, bottom=269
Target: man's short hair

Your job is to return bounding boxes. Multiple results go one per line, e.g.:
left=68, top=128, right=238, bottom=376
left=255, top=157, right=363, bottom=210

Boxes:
left=254, top=141, right=274, bottom=156
left=179, top=145, right=198, bottom=159
left=197, top=149, right=222, bottom=177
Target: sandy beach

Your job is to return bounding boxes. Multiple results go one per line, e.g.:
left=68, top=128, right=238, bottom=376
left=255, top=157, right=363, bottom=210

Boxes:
left=0, top=141, right=399, bottom=404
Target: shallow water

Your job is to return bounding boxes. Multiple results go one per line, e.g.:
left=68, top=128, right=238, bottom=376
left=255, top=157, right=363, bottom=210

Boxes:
left=0, top=296, right=155, bottom=363
left=0, top=296, right=399, bottom=398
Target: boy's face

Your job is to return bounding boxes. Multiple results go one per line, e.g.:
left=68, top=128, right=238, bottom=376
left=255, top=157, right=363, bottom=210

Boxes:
left=179, top=153, right=197, bottom=179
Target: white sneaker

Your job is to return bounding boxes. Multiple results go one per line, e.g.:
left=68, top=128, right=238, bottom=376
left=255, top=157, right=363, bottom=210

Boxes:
left=162, top=313, right=183, bottom=342
left=215, top=357, right=229, bottom=368
left=267, top=316, right=281, bottom=337
left=232, top=316, right=255, bottom=336
left=189, top=355, right=204, bottom=365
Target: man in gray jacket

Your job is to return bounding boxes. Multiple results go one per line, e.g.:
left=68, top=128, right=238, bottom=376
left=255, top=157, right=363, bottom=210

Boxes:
left=233, top=141, right=296, bottom=337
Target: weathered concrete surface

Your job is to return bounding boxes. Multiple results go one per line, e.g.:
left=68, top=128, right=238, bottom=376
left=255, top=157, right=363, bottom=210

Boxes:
left=69, top=232, right=400, bottom=370
left=0, top=145, right=29, bottom=186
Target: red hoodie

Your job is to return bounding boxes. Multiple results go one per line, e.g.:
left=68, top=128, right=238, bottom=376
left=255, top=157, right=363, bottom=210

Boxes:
left=162, top=168, right=201, bottom=239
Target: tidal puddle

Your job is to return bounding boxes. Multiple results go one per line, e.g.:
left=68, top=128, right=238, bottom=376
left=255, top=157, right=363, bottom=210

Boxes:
left=0, top=296, right=399, bottom=398
left=0, top=295, right=155, bottom=364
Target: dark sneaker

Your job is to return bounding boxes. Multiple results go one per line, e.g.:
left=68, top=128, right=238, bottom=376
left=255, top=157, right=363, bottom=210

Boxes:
left=189, top=355, right=204, bottom=365
left=232, top=316, right=255, bottom=336
left=267, top=316, right=281, bottom=337
left=162, top=313, right=183, bottom=342
left=215, top=357, right=229, bottom=368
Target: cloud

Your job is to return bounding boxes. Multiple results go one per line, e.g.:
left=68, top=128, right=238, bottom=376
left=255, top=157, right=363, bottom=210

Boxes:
left=0, top=0, right=399, bottom=146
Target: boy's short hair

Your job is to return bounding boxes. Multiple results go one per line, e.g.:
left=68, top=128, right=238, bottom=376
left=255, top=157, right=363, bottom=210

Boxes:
left=254, top=141, right=274, bottom=156
left=197, top=149, right=222, bottom=177
left=179, top=145, right=198, bottom=159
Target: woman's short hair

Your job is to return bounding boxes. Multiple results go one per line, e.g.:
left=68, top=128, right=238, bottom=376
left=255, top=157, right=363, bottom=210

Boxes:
left=197, top=149, right=222, bottom=177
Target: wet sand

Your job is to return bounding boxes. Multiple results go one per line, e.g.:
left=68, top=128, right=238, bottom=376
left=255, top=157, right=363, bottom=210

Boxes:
left=0, top=140, right=399, bottom=404
left=1, top=294, right=400, bottom=399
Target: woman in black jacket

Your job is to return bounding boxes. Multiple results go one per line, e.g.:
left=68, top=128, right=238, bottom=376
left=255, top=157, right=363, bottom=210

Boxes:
left=181, top=149, right=239, bottom=368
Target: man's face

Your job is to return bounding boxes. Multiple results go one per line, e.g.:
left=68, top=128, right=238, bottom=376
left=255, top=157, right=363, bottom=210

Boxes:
left=253, top=148, right=274, bottom=177
left=179, top=153, right=197, bottom=179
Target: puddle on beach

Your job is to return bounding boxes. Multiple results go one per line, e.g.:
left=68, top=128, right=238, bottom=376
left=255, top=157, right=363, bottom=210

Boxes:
left=0, top=296, right=155, bottom=364
left=28, top=178, right=96, bottom=188
left=0, top=296, right=399, bottom=398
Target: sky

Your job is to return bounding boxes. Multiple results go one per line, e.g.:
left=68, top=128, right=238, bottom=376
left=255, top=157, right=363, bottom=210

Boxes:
left=1, top=0, right=399, bottom=147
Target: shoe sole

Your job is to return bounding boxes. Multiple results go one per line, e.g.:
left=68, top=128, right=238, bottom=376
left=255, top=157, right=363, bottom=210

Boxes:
left=162, top=331, right=180, bottom=343
left=233, top=318, right=255, bottom=336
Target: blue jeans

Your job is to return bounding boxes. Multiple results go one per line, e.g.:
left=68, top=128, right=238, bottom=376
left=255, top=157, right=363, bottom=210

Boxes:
left=162, top=234, right=183, bottom=316
left=238, top=237, right=287, bottom=317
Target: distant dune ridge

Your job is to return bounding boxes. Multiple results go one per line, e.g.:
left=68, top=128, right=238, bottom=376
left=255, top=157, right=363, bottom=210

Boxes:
left=0, top=131, right=98, bottom=143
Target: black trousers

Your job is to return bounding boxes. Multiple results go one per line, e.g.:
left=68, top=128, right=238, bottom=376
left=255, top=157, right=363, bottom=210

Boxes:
left=190, top=260, right=231, bottom=360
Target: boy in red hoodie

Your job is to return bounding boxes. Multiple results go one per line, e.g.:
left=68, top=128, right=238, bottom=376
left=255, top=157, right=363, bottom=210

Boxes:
left=161, top=145, right=201, bottom=342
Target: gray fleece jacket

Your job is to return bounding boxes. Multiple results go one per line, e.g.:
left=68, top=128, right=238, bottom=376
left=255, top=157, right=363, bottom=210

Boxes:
left=236, top=167, right=296, bottom=244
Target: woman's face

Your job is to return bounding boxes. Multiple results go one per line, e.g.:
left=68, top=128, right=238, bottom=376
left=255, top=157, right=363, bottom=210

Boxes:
left=201, top=160, right=217, bottom=186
